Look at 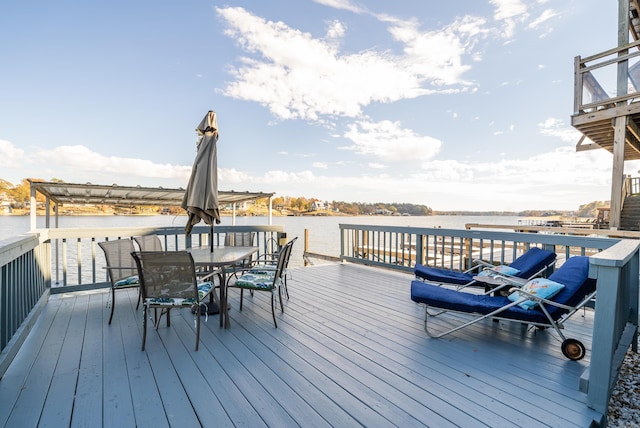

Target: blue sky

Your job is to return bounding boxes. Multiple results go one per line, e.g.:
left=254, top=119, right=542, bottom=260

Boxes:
left=0, top=0, right=633, bottom=211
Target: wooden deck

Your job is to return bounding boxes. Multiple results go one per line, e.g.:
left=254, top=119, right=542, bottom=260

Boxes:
left=0, top=263, right=601, bottom=427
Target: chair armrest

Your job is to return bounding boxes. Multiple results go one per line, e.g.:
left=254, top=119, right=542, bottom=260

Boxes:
left=103, top=266, right=136, bottom=271
left=197, top=267, right=223, bottom=282
left=509, top=288, right=577, bottom=311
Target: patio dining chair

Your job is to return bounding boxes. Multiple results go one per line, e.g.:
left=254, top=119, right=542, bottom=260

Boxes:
left=132, top=251, right=205, bottom=351
left=245, top=236, right=298, bottom=299
left=224, top=231, right=256, bottom=284
left=134, top=235, right=163, bottom=251
left=228, top=237, right=296, bottom=327
left=98, top=239, right=141, bottom=325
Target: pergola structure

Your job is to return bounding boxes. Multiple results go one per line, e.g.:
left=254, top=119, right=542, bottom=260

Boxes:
left=28, top=180, right=275, bottom=229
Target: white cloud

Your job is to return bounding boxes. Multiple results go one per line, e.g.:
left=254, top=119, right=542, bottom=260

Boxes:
left=528, top=9, right=557, bottom=29
left=0, top=144, right=191, bottom=186
left=491, top=0, right=527, bottom=20
left=386, top=15, right=488, bottom=86
left=250, top=145, right=615, bottom=210
left=217, top=7, right=480, bottom=121
left=0, top=138, right=622, bottom=211
left=341, top=119, right=442, bottom=162
left=311, top=0, right=365, bottom=14
left=490, top=0, right=528, bottom=38
left=538, top=117, right=582, bottom=143
left=312, top=162, right=329, bottom=169
left=32, top=145, right=192, bottom=180
left=0, top=140, right=25, bottom=168
left=368, top=163, right=386, bottom=169
left=325, top=20, right=346, bottom=40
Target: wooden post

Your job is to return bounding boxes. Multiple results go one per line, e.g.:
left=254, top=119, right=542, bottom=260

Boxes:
left=304, top=229, right=309, bottom=266
left=610, top=116, right=626, bottom=229
left=609, top=0, right=630, bottom=230
left=574, top=56, right=583, bottom=114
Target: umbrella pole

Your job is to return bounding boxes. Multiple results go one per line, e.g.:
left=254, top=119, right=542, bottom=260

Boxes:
left=210, top=224, right=214, bottom=252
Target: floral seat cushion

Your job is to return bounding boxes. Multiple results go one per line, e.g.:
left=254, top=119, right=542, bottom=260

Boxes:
left=248, top=267, right=277, bottom=276
left=145, top=281, right=214, bottom=306
left=235, top=272, right=280, bottom=290
left=197, top=281, right=214, bottom=301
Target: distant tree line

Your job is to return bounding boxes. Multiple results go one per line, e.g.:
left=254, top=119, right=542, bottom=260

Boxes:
left=271, top=196, right=432, bottom=216
left=331, top=201, right=432, bottom=216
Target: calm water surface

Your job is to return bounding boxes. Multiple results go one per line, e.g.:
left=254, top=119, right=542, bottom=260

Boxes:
left=0, top=214, right=521, bottom=268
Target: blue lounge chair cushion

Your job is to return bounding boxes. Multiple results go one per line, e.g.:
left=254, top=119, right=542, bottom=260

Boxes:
left=414, top=267, right=474, bottom=285
left=505, top=247, right=556, bottom=278
left=508, top=278, right=565, bottom=309
left=414, top=247, right=556, bottom=285
left=114, top=275, right=139, bottom=287
left=410, top=256, right=594, bottom=324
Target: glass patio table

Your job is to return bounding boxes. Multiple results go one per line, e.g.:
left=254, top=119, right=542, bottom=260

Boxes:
left=188, top=246, right=259, bottom=328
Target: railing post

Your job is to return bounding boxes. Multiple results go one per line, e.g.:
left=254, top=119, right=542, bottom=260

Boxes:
left=586, top=240, right=640, bottom=419
left=574, top=56, right=583, bottom=114
left=587, top=264, right=621, bottom=415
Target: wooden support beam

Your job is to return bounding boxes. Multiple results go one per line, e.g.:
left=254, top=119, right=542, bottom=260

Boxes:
left=576, top=135, right=604, bottom=152
left=611, top=115, right=627, bottom=229
left=572, top=101, right=640, bottom=126
left=625, top=117, right=640, bottom=154
left=631, top=0, right=640, bottom=41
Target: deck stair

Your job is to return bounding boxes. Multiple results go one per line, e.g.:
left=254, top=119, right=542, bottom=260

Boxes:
left=620, top=193, right=640, bottom=230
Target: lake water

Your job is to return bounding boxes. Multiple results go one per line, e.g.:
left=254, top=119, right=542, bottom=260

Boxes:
left=0, top=214, right=522, bottom=269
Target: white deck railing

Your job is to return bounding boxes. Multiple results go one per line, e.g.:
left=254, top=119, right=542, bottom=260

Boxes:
left=573, top=39, right=640, bottom=114
left=339, top=224, right=615, bottom=272
left=39, top=224, right=284, bottom=289
left=1, top=224, right=638, bottom=424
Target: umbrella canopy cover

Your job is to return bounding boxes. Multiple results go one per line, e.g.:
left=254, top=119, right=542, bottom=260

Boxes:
left=182, top=111, right=222, bottom=235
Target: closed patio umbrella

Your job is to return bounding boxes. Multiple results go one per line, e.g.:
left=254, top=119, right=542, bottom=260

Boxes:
left=182, top=110, right=221, bottom=251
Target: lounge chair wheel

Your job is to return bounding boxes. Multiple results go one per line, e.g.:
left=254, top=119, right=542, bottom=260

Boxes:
left=562, top=338, right=586, bottom=361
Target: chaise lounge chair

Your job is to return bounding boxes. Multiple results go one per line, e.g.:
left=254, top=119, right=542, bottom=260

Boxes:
left=410, top=256, right=596, bottom=360
left=414, top=247, right=556, bottom=290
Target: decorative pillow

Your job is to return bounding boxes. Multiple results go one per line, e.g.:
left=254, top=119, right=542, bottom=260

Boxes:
left=476, top=265, right=520, bottom=278
left=508, top=278, right=565, bottom=310
left=114, top=275, right=139, bottom=287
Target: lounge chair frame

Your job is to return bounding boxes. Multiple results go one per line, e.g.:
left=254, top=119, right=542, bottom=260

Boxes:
left=412, top=256, right=596, bottom=360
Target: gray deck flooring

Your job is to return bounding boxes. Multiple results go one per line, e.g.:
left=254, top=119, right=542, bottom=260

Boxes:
left=0, top=263, right=601, bottom=427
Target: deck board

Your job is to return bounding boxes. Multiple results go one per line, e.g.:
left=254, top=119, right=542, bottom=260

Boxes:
left=71, top=293, right=104, bottom=428
left=0, top=263, right=602, bottom=427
